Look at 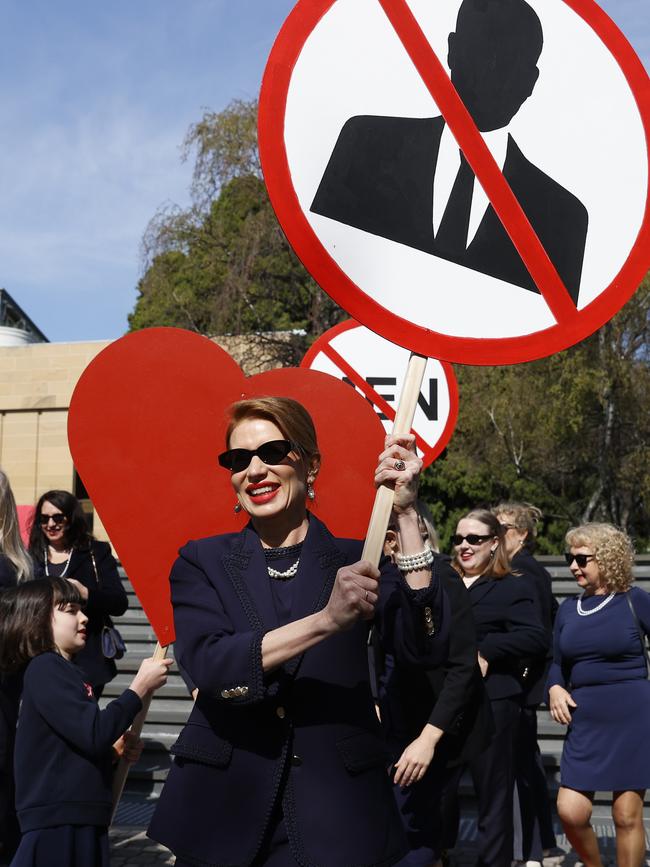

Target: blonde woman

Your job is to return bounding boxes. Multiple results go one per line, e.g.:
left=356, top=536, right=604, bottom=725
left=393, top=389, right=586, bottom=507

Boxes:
left=548, top=523, right=650, bottom=867
left=0, top=470, right=32, bottom=587
left=0, top=469, right=32, bottom=861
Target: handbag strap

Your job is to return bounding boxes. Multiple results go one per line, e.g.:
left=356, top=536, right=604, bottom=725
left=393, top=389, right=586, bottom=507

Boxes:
left=625, top=591, right=650, bottom=680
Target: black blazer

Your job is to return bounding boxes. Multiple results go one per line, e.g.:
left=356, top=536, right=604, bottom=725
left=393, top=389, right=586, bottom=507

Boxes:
left=34, top=541, right=128, bottom=689
left=511, top=550, right=558, bottom=706
left=380, top=559, right=493, bottom=769
left=311, top=114, right=588, bottom=305
left=464, top=572, right=548, bottom=701
left=148, top=515, right=448, bottom=867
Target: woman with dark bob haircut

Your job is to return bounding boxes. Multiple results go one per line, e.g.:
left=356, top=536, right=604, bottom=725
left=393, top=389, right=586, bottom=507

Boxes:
left=148, top=396, right=449, bottom=867
left=442, top=508, right=548, bottom=867
left=549, top=523, right=650, bottom=867
left=28, top=490, right=128, bottom=697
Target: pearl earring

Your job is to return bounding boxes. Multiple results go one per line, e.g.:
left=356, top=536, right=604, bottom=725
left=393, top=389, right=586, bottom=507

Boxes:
left=307, top=484, right=315, bottom=501
left=234, top=502, right=242, bottom=513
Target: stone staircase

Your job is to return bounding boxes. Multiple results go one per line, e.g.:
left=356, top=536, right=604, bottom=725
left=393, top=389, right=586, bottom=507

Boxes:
left=103, top=557, right=650, bottom=807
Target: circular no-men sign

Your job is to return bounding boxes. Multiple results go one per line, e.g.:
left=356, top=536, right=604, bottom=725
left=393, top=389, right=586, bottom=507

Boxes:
left=302, top=320, right=458, bottom=467
left=259, top=0, right=650, bottom=365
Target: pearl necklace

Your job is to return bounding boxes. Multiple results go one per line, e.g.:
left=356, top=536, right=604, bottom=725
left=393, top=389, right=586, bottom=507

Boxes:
left=576, top=591, right=616, bottom=616
left=267, top=560, right=300, bottom=580
left=44, top=548, right=73, bottom=578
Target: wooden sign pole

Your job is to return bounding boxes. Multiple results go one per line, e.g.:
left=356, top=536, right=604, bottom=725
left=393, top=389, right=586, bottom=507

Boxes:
left=361, top=352, right=428, bottom=567
left=111, top=641, right=169, bottom=824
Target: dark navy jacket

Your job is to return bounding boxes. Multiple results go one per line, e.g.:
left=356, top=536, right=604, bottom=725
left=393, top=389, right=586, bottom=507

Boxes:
left=380, top=559, right=493, bottom=769
left=14, top=652, right=141, bottom=831
left=511, top=550, right=558, bottom=706
left=465, top=572, right=548, bottom=702
left=148, top=516, right=448, bottom=867
left=33, top=541, right=128, bottom=689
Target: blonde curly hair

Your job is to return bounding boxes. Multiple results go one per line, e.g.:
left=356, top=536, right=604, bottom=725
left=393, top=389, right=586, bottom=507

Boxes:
left=565, top=523, right=635, bottom=592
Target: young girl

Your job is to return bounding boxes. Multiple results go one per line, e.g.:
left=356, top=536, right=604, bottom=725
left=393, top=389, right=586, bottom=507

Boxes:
left=0, top=578, right=171, bottom=867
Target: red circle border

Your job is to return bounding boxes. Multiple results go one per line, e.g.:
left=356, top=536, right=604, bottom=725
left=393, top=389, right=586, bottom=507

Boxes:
left=301, top=319, right=460, bottom=465
left=259, top=0, right=650, bottom=366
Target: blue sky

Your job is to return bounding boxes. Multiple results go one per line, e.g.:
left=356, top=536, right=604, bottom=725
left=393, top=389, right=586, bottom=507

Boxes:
left=0, top=0, right=647, bottom=343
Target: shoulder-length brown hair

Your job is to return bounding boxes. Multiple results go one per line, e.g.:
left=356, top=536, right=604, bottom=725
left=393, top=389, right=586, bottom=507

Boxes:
left=451, top=509, right=512, bottom=579
left=0, top=578, right=82, bottom=673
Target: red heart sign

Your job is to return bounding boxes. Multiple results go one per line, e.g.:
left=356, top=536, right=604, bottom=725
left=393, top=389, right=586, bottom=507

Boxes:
left=68, top=328, right=386, bottom=644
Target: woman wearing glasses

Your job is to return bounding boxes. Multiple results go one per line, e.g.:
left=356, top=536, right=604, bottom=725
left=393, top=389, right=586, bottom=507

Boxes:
left=494, top=502, right=558, bottom=866
left=148, top=397, right=448, bottom=867
left=442, top=509, right=547, bottom=867
left=28, top=491, right=128, bottom=698
left=549, top=523, right=650, bottom=867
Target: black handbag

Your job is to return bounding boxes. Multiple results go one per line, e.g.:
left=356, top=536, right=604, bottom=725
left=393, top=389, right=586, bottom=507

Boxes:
left=625, top=591, right=650, bottom=680
left=90, top=549, right=127, bottom=661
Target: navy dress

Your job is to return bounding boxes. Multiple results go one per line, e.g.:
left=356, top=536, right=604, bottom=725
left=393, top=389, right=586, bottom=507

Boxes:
left=548, top=587, right=650, bottom=791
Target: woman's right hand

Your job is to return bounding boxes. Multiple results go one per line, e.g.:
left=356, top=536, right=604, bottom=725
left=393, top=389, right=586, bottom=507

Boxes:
left=130, top=657, right=173, bottom=699
left=323, top=560, right=380, bottom=632
left=549, top=684, right=577, bottom=725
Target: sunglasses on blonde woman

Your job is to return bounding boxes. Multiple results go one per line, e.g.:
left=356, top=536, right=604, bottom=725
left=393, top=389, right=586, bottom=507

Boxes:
left=564, top=553, right=595, bottom=568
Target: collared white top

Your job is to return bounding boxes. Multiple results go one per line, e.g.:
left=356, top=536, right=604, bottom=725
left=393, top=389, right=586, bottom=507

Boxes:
left=432, top=124, right=509, bottom=249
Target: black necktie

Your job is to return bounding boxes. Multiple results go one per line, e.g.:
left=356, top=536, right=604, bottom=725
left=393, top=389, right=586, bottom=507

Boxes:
left=434, top=152, right=475, bottom=258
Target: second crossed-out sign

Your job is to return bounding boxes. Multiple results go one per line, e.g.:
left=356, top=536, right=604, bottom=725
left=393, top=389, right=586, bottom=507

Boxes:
left=259, top=0, right=650, bottom=365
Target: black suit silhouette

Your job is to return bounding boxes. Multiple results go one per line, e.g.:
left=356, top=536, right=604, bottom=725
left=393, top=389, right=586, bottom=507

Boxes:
left=311, top=114, right=588, bottom=305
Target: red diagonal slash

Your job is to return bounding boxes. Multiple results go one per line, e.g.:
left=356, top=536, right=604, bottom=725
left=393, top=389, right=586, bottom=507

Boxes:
left=377, top=0, right=578, bottom=325
left=320, top=342, right=434, bottom=457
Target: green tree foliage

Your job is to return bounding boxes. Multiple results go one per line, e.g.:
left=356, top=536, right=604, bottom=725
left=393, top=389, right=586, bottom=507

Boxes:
left=128, top=99, right=343, bottom=365
left=422, top=273, right=650, bottom=552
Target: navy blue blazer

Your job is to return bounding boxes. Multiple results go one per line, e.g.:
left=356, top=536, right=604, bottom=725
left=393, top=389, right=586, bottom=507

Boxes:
left=15, top=652, right=141, bottom=831
left=149, top=516, right=448, bottom=867
left=511, top=550, right=558, bottom=706
left=464, top=572, right=548, bottom=702
left=380, top=559, right=493, bottom=769
left=33, top=541, right=128, bottom=689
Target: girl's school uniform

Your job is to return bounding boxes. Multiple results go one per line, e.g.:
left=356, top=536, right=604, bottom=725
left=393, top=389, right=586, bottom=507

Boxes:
left=11, top=652, right=141, bottom=867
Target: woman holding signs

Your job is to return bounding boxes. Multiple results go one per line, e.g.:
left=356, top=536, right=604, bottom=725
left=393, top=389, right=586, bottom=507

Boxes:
left=549, top=524, right=650, bottom=867
left=148, top=397, right=448, bottom=867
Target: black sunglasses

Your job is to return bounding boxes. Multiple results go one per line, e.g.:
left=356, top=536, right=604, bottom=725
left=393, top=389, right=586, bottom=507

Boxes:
left=218, top=440, right=296, bottom=473
left=564, top=553, right=595, bottom=568
left=39, top=513, right=66, bottom=526
left=451, top=534, right=492, bottom=546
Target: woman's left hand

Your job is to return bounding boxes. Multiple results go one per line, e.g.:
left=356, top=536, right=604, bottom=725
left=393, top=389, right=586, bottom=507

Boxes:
left=374, top=434, right=422, bottom=514
left=392, top=725, right=441, bottom=788
left=66, top=578, right=89, bottom=601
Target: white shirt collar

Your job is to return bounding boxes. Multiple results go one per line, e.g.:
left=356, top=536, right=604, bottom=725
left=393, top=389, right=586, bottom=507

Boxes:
left=433, top=123, right=509, bottom=248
